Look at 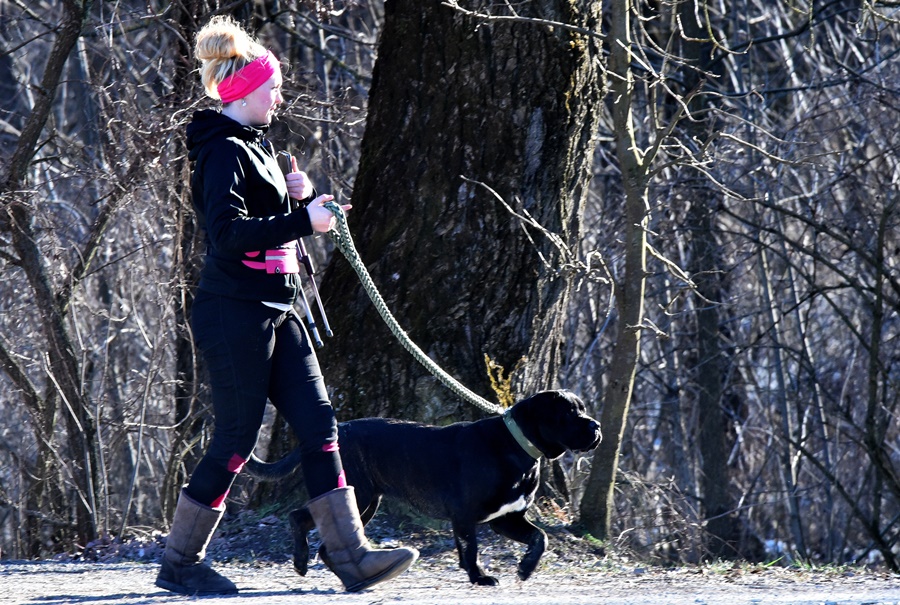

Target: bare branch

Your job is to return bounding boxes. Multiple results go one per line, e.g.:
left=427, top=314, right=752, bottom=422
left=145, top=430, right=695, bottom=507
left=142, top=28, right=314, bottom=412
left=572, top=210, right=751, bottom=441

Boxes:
left=441, top=0, right=605, bottom=41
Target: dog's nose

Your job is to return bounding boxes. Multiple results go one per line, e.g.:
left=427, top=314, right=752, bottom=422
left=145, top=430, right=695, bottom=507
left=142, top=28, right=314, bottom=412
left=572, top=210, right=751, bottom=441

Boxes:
left=590, top=421, right=602, bottom=447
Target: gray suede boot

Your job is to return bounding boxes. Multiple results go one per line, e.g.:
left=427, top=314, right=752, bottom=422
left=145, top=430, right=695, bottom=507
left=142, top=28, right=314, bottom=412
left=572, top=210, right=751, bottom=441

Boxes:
left=307, top=486, right=418, bottom=592
left=155, top=488, right=237, bottom=596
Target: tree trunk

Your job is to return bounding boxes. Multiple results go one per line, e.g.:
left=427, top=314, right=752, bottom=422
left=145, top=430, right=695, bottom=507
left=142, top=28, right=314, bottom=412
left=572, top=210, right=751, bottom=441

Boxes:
left=674, top=0, right=744, bottom=560
left=158, top=0, right=217, bottom=522
left=687, top=197, right=737, bottom=558
left=578, top=0, right=648, bottom=540
left=1, top=0, right=96, bottom=554
left=320, top=0, right=603, bottom=422
left=863, top=201, right=898, bottom=571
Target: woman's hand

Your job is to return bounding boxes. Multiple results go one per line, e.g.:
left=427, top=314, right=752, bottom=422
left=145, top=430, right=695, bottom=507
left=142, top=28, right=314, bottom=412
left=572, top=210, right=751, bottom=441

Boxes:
left=285, top=155, right=314, bottom=200
left=306, top=194, right=352, bottom=233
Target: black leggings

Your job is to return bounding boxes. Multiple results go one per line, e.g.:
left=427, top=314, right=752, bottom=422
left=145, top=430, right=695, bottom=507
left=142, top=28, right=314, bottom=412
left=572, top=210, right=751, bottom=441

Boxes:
left=186, top=290, right=343, bottom=508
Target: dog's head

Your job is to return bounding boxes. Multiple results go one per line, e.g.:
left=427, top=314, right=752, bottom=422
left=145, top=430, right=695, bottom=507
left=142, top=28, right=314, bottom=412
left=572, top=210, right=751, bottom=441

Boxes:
left=510, top=390, right=601, bottom=460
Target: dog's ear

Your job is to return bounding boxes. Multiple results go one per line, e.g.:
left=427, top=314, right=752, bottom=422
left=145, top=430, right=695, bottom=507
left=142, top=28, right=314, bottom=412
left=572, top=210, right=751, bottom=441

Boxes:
left=555, top=389, right=589, bottom=415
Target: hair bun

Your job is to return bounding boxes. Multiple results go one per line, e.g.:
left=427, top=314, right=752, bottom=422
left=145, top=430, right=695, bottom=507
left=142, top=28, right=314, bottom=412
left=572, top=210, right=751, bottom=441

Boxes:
left=194, top=16, right=267, bottom=100
left=195, top=16, right=247, bottom=62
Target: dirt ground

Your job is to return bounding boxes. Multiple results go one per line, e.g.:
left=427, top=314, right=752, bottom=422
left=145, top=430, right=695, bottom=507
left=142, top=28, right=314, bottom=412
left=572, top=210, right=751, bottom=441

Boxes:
left=3, top=558, right=900, bottom=605
left=3, top=510, right=899, bottom=605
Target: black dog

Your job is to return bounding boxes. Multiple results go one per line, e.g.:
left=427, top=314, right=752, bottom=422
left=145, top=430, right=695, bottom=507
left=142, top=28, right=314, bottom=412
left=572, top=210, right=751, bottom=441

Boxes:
left=247, top=390, right=601, bottom=585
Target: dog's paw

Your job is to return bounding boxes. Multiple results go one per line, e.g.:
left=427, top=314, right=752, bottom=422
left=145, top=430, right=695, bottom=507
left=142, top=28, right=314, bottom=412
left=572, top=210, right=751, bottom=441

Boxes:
left=292, top=547, right=310, bottom=576
left=473, top=575, right=500, bottom=586
left=293, top=555, right=310, bottom=575
left=517, top=557, right=540, bottom=581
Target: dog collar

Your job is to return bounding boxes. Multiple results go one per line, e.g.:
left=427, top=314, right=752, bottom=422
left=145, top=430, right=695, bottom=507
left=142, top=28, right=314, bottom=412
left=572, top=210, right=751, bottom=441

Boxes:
left=502, top=410, right=543, bottom=460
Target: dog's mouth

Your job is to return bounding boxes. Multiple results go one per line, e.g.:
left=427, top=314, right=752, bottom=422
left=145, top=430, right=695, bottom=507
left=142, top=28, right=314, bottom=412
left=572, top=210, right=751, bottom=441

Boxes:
left=572, top=424, right=602, bottom=452
left=574, top=438, right=601, bottom=453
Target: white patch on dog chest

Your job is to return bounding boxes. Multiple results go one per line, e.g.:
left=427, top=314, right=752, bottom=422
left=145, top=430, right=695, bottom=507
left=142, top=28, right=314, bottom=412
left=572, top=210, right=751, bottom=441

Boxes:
left=480, top=496, right=528, bottom=523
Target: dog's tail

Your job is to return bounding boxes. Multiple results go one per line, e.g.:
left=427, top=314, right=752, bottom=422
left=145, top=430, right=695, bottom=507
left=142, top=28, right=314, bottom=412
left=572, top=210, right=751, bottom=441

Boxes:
left=245, top=447, right=304, bottom=481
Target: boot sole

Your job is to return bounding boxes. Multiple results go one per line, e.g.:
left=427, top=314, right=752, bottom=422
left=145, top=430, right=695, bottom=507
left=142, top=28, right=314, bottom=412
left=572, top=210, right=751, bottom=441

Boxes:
left=344, top=553, right=418, bottom=592
left=155, top=577, right=238, bottom=596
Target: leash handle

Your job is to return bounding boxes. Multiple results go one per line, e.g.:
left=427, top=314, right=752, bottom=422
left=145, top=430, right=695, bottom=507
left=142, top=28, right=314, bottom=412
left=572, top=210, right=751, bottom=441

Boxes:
left=277, top=150, right=332, bottom=347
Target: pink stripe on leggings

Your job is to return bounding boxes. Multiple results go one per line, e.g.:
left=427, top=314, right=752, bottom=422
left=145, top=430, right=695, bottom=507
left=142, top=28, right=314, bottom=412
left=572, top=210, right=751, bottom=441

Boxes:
left=211, top=489, right=229, bottom=510
left=227, top=453, right=247, bottom=473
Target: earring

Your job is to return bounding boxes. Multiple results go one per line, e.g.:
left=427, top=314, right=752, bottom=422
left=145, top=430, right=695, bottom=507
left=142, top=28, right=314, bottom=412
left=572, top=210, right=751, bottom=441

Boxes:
left=241, top=99, right=247, bottom=107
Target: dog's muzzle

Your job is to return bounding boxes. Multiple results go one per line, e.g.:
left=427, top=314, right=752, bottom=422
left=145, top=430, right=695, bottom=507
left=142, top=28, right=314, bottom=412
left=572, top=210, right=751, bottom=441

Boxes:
left=577, top=420, right=602, bottom=452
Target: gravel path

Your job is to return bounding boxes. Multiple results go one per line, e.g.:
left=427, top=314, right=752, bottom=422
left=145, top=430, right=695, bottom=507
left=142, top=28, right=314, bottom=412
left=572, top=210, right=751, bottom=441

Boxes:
left=4, top=511, right=898, bottom=604
left=3, top=559, right=899, bottom=605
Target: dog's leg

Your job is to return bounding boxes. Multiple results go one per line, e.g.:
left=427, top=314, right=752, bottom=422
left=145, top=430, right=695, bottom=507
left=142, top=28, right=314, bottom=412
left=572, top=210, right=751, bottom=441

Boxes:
left=489, top=512, right=547, bottom=581
left=453, top=523, right=498, bottom=586
left=288, top=507, right=316, bottom=576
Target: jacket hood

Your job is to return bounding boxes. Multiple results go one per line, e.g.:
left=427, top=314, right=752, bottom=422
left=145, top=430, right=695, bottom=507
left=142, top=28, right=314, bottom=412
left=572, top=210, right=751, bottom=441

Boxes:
left=186, top=109, right=268, bottom=160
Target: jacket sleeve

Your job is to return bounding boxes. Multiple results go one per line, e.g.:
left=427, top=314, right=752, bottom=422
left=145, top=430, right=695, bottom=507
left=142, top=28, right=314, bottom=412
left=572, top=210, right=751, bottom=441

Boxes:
left=196, top=141, right=314, bottom=255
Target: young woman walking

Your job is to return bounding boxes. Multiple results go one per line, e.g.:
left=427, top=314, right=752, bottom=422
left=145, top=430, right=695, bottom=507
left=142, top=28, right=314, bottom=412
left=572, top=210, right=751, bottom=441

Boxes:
left=155, top=15, right=417, bottom=596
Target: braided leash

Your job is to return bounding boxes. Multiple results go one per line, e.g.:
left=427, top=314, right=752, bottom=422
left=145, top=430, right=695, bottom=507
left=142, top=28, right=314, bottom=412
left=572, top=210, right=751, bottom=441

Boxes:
left=324, top=201, right=504, bottom=415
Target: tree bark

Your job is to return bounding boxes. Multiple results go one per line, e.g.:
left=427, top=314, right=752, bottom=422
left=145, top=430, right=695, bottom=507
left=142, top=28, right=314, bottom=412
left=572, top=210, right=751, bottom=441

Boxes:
left=320, top=0, right=603, bottom=422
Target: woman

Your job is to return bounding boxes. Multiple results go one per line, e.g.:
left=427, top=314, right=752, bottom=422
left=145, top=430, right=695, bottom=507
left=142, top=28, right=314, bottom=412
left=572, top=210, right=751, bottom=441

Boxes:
left=155, top=16, right=417, bottom=596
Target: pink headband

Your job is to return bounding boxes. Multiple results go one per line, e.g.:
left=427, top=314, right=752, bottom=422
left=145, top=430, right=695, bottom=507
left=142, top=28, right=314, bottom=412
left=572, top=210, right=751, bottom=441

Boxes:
left=217, top=50, right=279, bottom=104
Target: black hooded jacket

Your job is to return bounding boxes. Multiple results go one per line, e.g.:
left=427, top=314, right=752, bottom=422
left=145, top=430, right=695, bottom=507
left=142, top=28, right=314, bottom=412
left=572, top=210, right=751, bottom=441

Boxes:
left=186, top=109, right=314, bottom=304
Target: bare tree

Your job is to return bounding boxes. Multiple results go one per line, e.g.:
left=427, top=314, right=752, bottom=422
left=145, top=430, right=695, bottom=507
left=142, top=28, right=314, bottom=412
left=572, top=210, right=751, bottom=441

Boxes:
left=577, top=0, right=899, bottom=567
left=0, top=0, right=898, bottom=570
left=318, top=0, right=604, bottom=423
left=577, top=0, right=676, bottom=543
left=1, top=0, right=106, bottom=556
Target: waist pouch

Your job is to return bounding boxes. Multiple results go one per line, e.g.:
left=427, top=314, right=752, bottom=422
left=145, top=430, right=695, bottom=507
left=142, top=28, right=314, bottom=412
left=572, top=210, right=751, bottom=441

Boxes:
left=242, top=242, right=299, bottom=274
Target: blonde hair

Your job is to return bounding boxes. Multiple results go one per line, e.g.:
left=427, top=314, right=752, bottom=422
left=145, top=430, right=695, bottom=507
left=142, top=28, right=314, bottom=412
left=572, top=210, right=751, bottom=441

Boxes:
left=194, top=16, right=268, bottom=100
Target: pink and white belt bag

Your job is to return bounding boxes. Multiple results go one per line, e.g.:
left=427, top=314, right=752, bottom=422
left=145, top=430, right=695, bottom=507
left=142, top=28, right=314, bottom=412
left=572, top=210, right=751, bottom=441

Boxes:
left=242, top=242, right=300, bottom=274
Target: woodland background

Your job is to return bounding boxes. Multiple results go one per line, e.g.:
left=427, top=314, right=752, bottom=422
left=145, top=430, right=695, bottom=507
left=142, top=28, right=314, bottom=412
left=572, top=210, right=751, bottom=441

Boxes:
left=0, top=0, right=898, bottom=572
